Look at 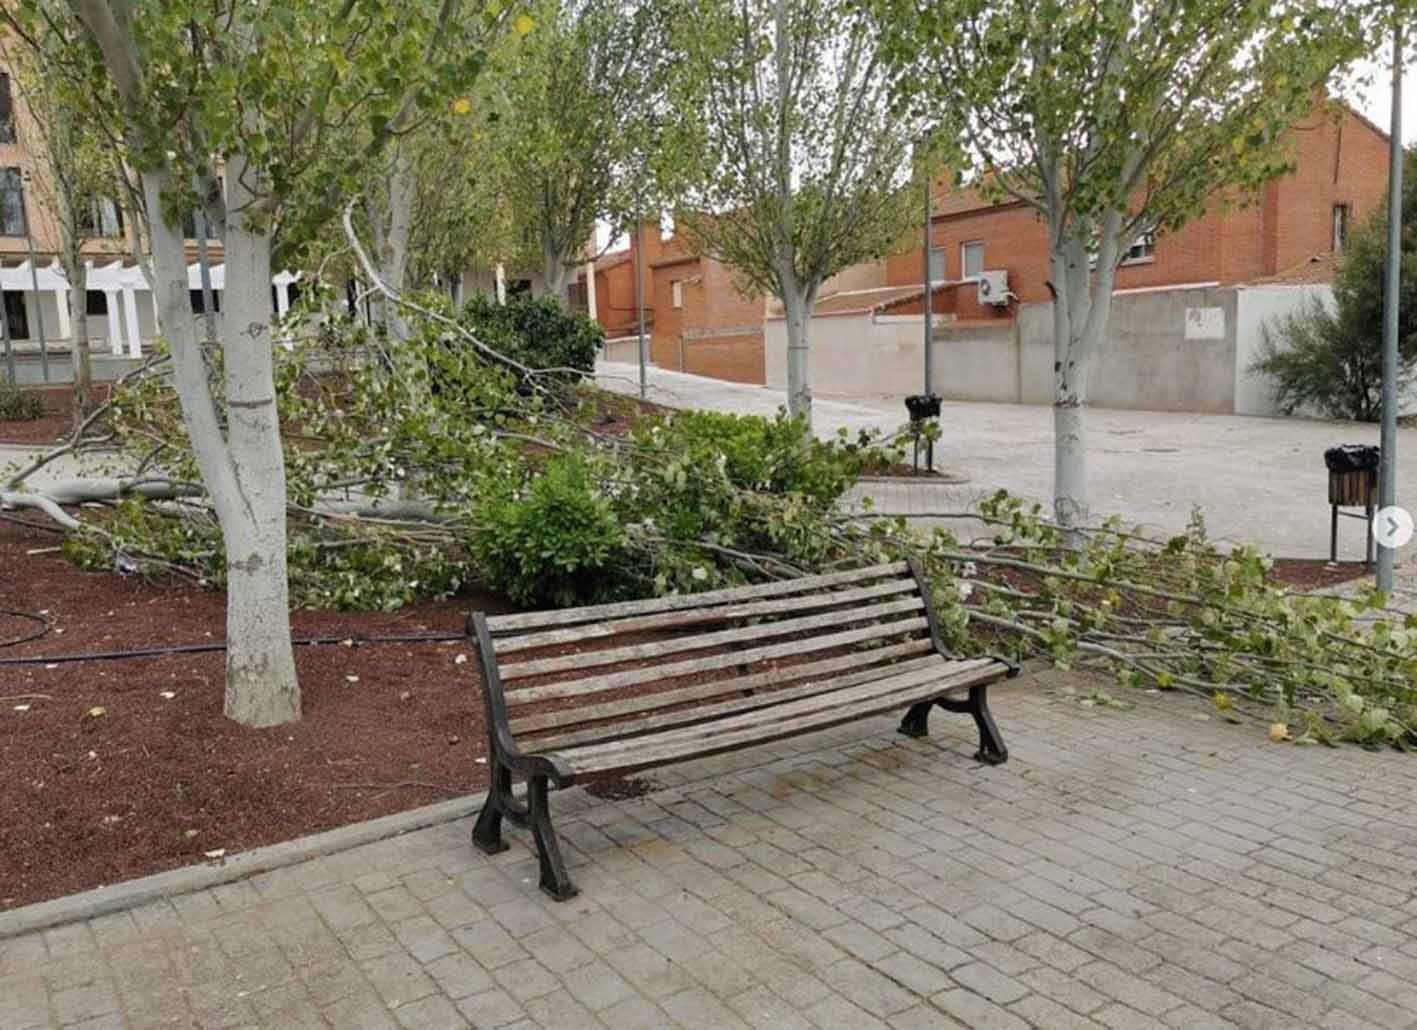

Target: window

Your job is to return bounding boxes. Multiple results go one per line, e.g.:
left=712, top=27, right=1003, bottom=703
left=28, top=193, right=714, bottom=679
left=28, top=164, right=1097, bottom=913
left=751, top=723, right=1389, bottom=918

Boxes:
left=1122, top=229, right=1156, bottom=265
left=927, top=246, right=946, bottom=282
left=3, top=291, right=29, bottom=339
left=85, top=290, right=108, bottom=316
left=1333, top=204, right=1350, bottom=253
left=0, top=167, right=26, bottom=236
left=671, top=280, right=683, bottom=308
left=507, top=278, right=532, bottom=299
left=189, top=288, right=220, bottom=314
left=80, top=196, right=125, bottom=239
left=961, top=241, right=985, bottom=281
left=0, top=74, right=14, bottom=144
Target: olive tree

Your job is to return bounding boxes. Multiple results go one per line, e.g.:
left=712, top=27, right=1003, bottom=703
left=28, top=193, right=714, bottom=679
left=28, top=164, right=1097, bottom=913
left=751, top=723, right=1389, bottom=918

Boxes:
left=876, top=0, right=1367, bottom=529
left=671, top=0, right=926, bottom=424
left=64, top=0, right=503, bottom=726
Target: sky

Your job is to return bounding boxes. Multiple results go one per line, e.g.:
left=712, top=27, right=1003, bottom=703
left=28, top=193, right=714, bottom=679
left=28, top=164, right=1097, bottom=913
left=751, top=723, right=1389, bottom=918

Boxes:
left=1350, top=54, right=1417, bottom=144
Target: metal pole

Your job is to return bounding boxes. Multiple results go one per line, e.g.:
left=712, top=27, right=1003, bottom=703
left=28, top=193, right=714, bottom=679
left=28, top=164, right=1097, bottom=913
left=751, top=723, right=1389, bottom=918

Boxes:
left=1378, top=21, right=1403, bottom=595
left=922, top=160, right=933, bottom=396
left=634, top=213, right=647, bottom=400
left=195, top=207, right=219, bottom=347
left=20, top=176, right=49, bottom=383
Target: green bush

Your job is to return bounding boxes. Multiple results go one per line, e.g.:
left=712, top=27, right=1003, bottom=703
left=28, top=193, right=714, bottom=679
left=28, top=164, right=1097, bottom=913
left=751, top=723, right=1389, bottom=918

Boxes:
left=469, top=453, right=630, bottom=608
left=459, top=294, right=603, bottom=381
left=0, top=384, right=46, bottom=421
left=634, top=409, right=865, bottom=505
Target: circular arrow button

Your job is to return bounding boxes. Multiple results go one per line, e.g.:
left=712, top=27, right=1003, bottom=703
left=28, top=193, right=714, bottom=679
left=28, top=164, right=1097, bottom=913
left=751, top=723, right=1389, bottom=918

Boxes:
left=1373, top=506, right=1415, bottom=550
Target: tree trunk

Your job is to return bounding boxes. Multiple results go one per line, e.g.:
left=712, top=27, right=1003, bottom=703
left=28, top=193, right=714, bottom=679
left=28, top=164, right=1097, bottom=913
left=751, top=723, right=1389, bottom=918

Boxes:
left=220, top=154, right=301, bottom=726
left=1050, top=228, right=1119, bottom=532
left=780, top=275, right=814, bottom=424
left=541, top=242, right=569, bottom=305
left=64, top=258, right=91, bottom=430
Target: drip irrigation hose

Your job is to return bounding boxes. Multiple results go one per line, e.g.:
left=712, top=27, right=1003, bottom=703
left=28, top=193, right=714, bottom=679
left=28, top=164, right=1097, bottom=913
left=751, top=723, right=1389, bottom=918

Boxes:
left=0, top=631, right=466, bottom=667
left=0, top=608, right=51, bottom=649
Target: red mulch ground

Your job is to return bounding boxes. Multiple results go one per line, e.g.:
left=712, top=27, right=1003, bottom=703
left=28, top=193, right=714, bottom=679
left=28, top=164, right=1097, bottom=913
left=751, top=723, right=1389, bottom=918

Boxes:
left=0, top=514, right=516, bottom=910
left=0, top=385, right=92, bottom=446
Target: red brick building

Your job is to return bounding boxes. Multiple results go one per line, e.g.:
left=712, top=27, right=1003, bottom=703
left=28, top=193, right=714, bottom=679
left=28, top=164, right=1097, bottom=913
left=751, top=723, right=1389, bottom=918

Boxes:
left=574, top=222, right=767, bottom=384
left=883, top=103, right=1391, bottom=322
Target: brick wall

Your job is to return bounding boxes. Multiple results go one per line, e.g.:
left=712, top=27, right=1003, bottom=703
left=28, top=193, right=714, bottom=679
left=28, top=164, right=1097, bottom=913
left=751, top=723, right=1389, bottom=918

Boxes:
left=883, top=105, right=1391, bottom=308
left=681, top=332, right=765, bottom=384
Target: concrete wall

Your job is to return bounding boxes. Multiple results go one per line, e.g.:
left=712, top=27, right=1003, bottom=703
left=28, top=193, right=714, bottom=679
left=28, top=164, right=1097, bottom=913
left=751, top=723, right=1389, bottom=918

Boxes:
left=1233, top=285, right=1331, bottom=416
left=767, top=283, right=1331, bottom=416
left=1016, top=286, right=1241, bottom=413
left=765, top=314, right=1015, bottom=399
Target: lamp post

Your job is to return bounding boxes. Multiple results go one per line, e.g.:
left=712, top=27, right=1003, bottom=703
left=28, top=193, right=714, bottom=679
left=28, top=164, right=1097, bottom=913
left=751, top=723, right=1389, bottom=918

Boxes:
left=922, top=148, right=933, bottom=396
left=634, top=211, right=647, bottom=400
left=20, top=170, right=50, bottom=383
left=1377, top=20, right=1404, bottom=595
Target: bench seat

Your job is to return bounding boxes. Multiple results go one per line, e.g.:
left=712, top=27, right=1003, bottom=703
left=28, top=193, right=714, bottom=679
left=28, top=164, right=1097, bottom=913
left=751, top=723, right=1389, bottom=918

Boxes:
left=468, top=559, right=1017, bottom=900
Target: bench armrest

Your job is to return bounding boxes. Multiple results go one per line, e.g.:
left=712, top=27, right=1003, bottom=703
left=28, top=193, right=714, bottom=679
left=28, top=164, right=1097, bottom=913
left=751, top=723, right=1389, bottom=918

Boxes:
left=468, top=612, right=577, bottom=788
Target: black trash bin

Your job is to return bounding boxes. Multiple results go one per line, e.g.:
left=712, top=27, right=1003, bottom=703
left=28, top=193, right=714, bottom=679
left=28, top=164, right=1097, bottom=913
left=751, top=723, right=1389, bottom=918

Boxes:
left=1324, top=445, right=1378, bottom=565
left=904, top=394, right=941, bottom=474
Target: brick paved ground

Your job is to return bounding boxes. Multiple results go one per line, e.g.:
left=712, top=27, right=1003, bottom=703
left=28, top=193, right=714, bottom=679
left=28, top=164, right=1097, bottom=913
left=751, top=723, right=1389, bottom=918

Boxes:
left=4, top=670, right=1417, bottom=1030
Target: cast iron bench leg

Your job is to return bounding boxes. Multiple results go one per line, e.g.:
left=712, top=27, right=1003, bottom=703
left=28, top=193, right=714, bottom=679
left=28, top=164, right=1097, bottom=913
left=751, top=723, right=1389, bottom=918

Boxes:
left=472, top=765, right=513, bottom=855
left=528, top=774, right=578, bottom=901
left=917, top=685, right=1007, bottom=764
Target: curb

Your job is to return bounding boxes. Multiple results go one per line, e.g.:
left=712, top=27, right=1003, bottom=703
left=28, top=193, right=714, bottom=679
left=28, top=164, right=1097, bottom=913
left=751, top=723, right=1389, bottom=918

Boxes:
left=0, top=792, right=486, bottom=941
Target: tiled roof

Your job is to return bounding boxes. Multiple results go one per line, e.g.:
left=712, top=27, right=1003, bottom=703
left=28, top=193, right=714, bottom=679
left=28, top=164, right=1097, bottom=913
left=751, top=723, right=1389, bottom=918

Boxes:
left=1247, top=253, right=1336, bottom=286
left=765, top=283, right=956, bottom=319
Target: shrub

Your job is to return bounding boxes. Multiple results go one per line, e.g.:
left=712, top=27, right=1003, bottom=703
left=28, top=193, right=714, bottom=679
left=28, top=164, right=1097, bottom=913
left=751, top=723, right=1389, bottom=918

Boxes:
left=468, top=453, right=630, bottom=608
left=459, top=294, right=603, bottom=380
left=633, top=410, right=866, bottom=506
left=0, top=384, right=46, bottom=421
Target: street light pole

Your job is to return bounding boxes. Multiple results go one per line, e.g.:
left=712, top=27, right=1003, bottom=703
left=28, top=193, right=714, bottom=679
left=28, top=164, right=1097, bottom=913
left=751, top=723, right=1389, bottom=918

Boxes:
left=922, top=156, right=933, bottom=396
left=1378, top=20, right=1404, bottom=595
left=634, top=211, right=647, bottom=400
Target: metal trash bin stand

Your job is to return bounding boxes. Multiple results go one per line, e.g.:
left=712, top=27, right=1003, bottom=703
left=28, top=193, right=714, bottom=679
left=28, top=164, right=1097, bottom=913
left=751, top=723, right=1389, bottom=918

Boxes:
left=1324, top=445, right=1380, bottom=566
left=905, top=393, right=941, bottom=474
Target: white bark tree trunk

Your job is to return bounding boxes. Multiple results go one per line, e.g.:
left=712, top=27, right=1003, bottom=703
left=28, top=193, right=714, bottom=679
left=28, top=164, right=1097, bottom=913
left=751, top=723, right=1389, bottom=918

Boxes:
left=1050, top=226, right=1120, bottom=533
left=778, top=259, right=814, bottom=424
left=140, top=164, right=301, bottom=727
left=219, top=154, right=301, bottom=726
left=541, top=242, right=570, bottom=305
left=64, top=258, right=91, bottom=430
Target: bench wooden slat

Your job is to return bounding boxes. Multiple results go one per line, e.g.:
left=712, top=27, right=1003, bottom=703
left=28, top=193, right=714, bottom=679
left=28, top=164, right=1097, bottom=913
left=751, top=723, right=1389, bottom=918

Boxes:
left=526, top=652, right=948, bottom=752
left=484, top=562, right=910, bottom=633
left=560, top=659, right=1005, bottom=776
left=503, top=615, right=929, bottom=707
left=509, top=637, right=935, bottom=737
left=494, top=577, right=918, bottom=655
left=500, top=596, right=926, bottom=681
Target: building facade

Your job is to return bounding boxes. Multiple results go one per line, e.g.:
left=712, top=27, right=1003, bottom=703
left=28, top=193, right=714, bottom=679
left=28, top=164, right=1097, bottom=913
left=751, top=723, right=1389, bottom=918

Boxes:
left=880, top=103, right=1391, bottom=324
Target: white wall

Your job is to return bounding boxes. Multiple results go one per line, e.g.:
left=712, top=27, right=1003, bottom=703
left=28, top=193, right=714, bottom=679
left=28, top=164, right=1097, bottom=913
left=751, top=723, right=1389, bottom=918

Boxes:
left=766, top=283, right=1347, bottom=417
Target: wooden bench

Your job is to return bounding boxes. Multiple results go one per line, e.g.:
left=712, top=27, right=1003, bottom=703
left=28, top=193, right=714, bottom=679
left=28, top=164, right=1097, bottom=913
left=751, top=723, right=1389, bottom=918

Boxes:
left=467, top=559, right=1018, bottom=900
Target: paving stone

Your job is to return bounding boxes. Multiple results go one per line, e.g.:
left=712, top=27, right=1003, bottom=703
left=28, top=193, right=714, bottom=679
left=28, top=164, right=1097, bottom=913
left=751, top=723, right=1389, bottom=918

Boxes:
left=10, top=681, right=1417, bottom=1029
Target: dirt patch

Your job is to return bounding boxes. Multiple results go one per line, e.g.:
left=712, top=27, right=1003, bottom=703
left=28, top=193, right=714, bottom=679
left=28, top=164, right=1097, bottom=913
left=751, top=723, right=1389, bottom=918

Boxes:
left=0, top=385, right=93, bottom=446
left=0, top=514, right=516, bottom=910
left=1267, top=558, right=1370, bottom=592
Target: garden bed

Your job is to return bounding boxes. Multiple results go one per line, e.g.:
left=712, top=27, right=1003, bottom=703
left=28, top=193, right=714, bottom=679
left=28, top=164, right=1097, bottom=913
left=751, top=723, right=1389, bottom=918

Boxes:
left=0, top=385, right=95, bottom=446
left=0, top=513, right=511, bottom=911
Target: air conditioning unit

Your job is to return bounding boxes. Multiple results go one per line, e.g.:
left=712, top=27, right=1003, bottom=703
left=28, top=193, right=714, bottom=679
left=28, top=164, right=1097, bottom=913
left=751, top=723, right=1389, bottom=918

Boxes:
left=977, top=269, right=1012, bottom=307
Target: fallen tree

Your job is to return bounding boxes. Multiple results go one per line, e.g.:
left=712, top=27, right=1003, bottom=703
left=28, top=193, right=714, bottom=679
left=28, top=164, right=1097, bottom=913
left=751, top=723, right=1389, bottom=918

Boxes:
left=3, top=268, right=1413, bottom=750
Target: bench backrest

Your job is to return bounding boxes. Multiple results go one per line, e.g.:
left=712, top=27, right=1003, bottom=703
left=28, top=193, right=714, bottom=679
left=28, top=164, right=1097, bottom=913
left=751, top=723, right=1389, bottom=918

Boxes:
left=472, top=561, right=945, bottom=756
